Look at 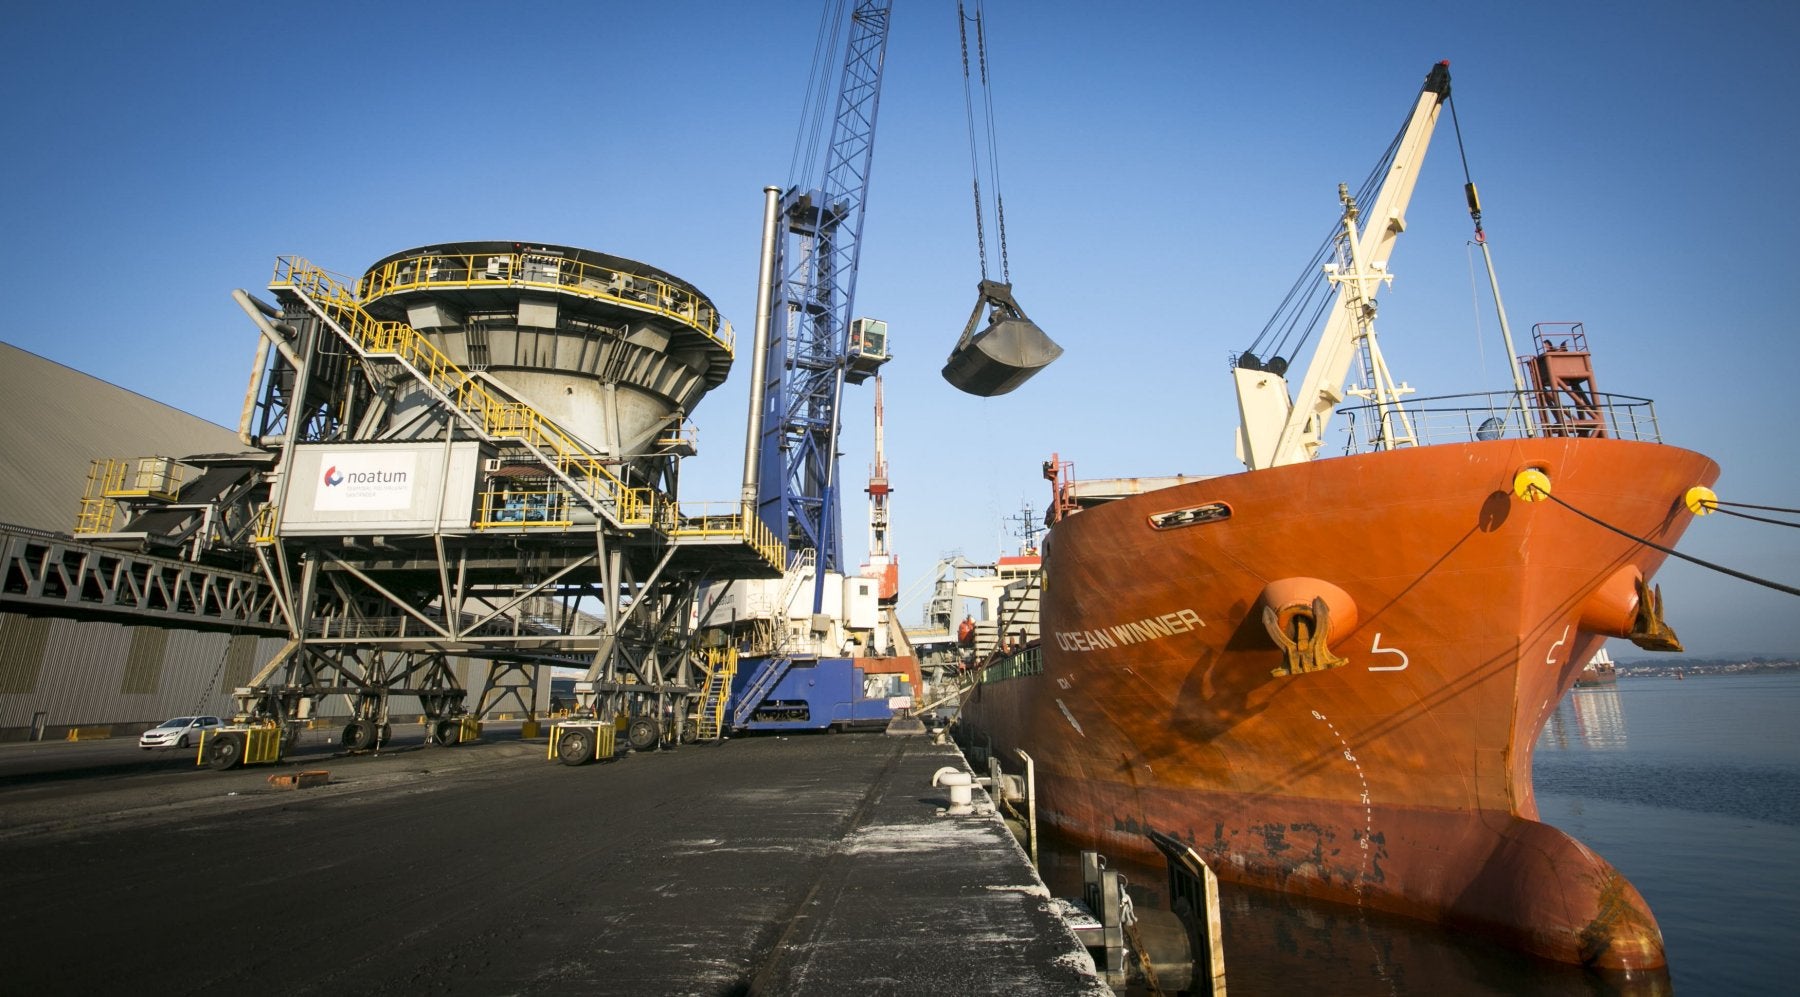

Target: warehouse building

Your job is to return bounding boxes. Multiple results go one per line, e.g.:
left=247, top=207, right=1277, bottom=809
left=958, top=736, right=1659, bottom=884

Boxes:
left=0, top=341, right=546, bottom=741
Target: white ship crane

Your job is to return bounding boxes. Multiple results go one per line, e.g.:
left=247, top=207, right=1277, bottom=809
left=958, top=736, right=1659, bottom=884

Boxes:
left=1234, top=62, right=1452, bottom=470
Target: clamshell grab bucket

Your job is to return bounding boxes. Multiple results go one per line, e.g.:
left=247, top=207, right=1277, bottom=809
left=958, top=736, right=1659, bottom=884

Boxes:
left=942, top=280, right=1062, bottom=397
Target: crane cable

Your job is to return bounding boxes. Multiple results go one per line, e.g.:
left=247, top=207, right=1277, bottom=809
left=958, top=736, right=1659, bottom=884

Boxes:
left=1526, top=485, right=1800, bottom=598
left=1240, top=113, right=1406, bottom=369
left=790, top=0, right=852, bottom=188
left=958, top=0, right=1010, bottom=283
left=1445, top=93, right=1482, bottom=239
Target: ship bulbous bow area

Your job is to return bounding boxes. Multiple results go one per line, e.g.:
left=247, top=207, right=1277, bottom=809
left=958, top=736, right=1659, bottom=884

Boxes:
left=1452, top=813, right=1665, bottom=970
left=1163, top=794, right=1668, bottom=972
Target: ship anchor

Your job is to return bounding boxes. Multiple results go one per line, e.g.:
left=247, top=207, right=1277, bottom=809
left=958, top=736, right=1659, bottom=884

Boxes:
left=1265, top=597, right=1350, bottom=677
left=1626, top=577, right=1683, bottom=652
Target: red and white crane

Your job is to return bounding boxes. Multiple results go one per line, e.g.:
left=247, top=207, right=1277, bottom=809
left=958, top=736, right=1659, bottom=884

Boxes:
left=862, top=374, right=898, bottom=606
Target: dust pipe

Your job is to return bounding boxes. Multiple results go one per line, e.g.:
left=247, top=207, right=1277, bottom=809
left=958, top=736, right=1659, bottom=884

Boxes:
left=740, top=185, right=781, bottom=509
left=231, top=289, right=304, bottom=446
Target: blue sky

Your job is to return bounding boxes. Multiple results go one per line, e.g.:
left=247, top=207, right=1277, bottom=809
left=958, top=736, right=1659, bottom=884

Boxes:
left=4, top=1, right=1797, bottom=655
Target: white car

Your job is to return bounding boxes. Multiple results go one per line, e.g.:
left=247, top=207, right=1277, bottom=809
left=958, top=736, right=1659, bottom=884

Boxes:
left=139, top=716, right=224, bottom=749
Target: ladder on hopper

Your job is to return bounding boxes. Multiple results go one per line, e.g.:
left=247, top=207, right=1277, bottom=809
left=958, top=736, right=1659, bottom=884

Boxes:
left=729, top=549, right=814, bottom=727
left=693, top=646, right=737, bottom=741
left=731, top=652, right=796, bottom=729
left=271, top=257, right=650, bottom=529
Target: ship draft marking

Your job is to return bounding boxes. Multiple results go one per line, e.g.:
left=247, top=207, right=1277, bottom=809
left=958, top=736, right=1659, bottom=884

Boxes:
left=1312, top=708, right=1376, bottom=897
left=1546, top=623, right=1571, bottom=665
left=1367, top=633, right=1410, bottom=671
left=1055, top=698, right=1085, bottom=736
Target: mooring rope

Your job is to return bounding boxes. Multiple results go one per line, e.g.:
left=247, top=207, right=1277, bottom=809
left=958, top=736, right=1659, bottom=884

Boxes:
left=1709, top=506, right=1800, bottom=529
left=1711, top=499, right=1800, bottom=514
left=1530, top=487, right=1800, bottom=598
left=1697, top=498, right=1800, bottom=530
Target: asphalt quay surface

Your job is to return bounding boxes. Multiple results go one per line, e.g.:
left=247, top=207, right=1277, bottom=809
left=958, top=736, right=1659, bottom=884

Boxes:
left=0, top=729, right=1109, bottom=995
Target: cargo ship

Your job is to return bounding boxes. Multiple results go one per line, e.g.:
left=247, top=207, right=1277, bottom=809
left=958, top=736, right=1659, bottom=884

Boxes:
left=1575, top=647, right=1620, bottom=687
left=955, top=62, right=1716, bottom=971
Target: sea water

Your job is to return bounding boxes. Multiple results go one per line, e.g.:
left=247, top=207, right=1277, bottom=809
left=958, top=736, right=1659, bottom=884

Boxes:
left=1038, top=672, right=1800, bottom=995
left=1535, top=672, right=1800, bottom=994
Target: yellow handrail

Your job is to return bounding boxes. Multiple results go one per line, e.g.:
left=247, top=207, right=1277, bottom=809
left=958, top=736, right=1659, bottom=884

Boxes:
left=472, top=489, right=574, bottom=530
left=672, top=501, right=784, bottom=571
left=253, top=504, right=279, bottom=544
left=272, top=257, right=643, bottom=518
left=72, top=457, right=186, bottom=533
left=694, top=646, right=738, bottom=740
left=354, top=250, right=733, bottom=353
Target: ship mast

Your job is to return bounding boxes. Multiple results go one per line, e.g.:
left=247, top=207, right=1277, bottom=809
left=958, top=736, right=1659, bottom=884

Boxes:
left=1234, top=62, right=1453, bottom=470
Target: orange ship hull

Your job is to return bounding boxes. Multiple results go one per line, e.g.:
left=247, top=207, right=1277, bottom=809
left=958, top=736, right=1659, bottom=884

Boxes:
left=958, top=436, right=1716, bottom=969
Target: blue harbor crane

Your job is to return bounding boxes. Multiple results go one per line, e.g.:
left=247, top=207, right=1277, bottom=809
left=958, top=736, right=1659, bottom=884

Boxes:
left=756, top=0, right=894, bottom=610
left=712, top=0, right=1050, bottom=735
left=701, top=0, right=916, bottom=738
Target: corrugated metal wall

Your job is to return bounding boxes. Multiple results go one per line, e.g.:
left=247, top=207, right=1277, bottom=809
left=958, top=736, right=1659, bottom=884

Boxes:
left=0, top=611, right=290, bottom=735
left=0, top=610, right=550, bottom=739
left=0, top=344, right=554, bottom=741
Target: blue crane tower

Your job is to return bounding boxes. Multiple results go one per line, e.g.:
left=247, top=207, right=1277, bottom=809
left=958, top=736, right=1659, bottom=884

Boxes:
left=709, top=0, right=908, bottom=737
left=756, top=0, right=894, bottom=609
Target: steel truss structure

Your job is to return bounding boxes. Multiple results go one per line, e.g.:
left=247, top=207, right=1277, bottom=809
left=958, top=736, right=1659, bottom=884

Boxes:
left=757, top=0, right=894, bottom=593
left=70, top=242, right=779, bottom=757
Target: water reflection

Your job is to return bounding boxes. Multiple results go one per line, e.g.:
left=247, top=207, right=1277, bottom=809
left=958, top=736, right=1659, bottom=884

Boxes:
left=1542, top=686, right=1629, bottom=751
left=1036, top=830, right=1671, bottom=995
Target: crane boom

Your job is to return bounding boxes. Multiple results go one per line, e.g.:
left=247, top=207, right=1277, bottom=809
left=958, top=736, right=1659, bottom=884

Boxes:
left=757, top=1, right=894, bottom=608
left=1235, top=61, right=1452, bottom=469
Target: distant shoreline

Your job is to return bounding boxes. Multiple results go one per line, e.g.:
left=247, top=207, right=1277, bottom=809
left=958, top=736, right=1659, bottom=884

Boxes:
left=1613, top=658, right=1799, bottom=678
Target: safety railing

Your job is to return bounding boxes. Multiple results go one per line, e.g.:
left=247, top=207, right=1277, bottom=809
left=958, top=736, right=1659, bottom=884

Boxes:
left=101, top=457, right=184, bottom=499
left=272, top=257, right=651, bottom=524
left=73, top=457, right=186, bottom=534
left=656, top=420, right=699, bottom=454
left=74, top=496, right=116, bottom=535
left=731, top=653, right=795, bottom=728
left=1336, top=391, right=1661, bottom=454
left=976, top=643, right=1044, bottom=684
left=473, top=489, right=574, bottom=529
left=672, top=501, right=785, bottom=571
left=694, top=645, right=737, bottom=740
left=355, top=250, right=733, bottom=353
left=252, top=504, right=279, bottom=545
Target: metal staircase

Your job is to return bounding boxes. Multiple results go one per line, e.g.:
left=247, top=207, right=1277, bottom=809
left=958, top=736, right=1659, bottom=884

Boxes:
left=272, top=257, right=651, bottom=528
left=974, top=573, right=1042, bottom=660
left=730, top=653, right=793, bottom=729
left=694, top=646, right=737, bottom=741
left=727, top=549, right=819, bottom=728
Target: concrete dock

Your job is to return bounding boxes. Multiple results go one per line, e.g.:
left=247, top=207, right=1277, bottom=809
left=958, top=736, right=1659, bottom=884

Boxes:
left=0, top=730, right=1110, bottom=995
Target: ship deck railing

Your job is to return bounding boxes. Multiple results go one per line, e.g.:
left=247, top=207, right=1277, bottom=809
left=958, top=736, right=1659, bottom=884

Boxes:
left=1336, top=391, right=1660, bottom=453
left=974, top=644, right=1043, bottom=684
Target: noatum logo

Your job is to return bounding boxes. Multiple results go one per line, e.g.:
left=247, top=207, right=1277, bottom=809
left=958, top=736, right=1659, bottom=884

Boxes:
left=313, top=450, right=419, bottom=513
left=333, top=468, right=407, bottom=485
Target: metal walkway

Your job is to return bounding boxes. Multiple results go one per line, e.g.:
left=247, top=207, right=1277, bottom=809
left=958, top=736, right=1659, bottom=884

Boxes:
left=0, top=522, right=283, bottom=633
